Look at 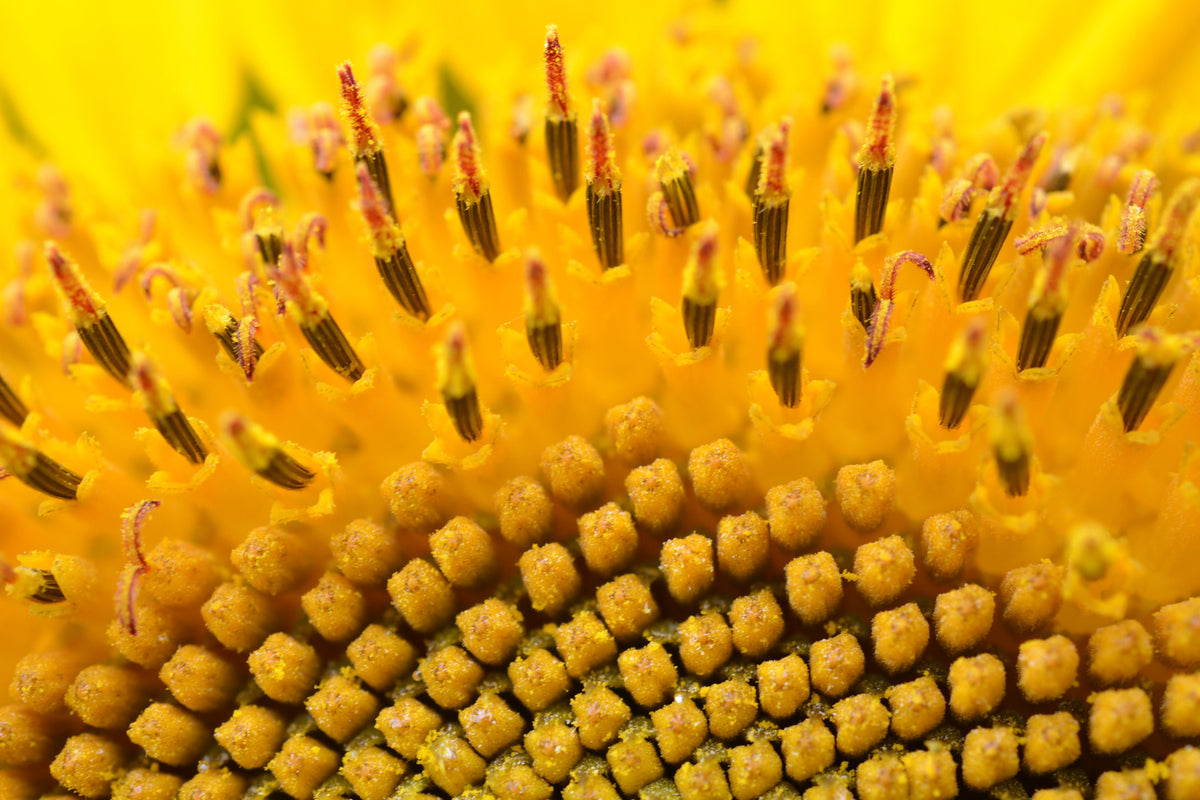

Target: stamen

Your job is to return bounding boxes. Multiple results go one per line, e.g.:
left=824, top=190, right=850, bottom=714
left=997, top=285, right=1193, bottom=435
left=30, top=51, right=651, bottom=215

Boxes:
left=1014, top=224, right=1068, bottom=255
left=544, top=25, right=579, bottom=202
left=129, top=353, right=208, bottom=464
left=312, top=102, right=345, bottom=178
left=453, top=112, right=502, bottom=262
left=0, top=371, right=29, bottom=426
left=437, top=322, right=484, bottom=442
left=204, top=304, right=264, bottom=381
left=523, top=251, right=564, bottom=371
left=239, top=188, right=278, bottom=233
left=166, top=288, right=193, bottom=332
left=1077, top=224, right=1106, bottom=262
left=743, top=134, right=765, bottom=199
left=1037, top=144, right=1077, bottom=193
left=179, top=119, right=222, bottom=194
left=753, top=120, right=791, bottom=284
left=681, top=221, right=722, bottom=349
left=140, top=263, right=197, bottom=333
left=34, top=165, right=72, bottom=238
left=236, top=316, right=260, bottom=380
left=820, top=45, right=856, bottom=114
left=220, top=412, right=315, bottom=490
left=113, top=209, right=157, bottom=293
left=938, top=178, right=974, bottom=226
left=121, top=499, right=157, bottom=571
left=991, top=389, right=1032, bottom=497
left=655, top=148, right=700, bottom=231
left=767, top=283, right=804, bottom=408
left=5, top=565, right=66, bottom=605
left=854, top=76, right=896, bottom=243
left=252, top=204, right=285, bottom=269
left=416, top=124, right=445, bottom=176
left=958, top=132, right=1047, bottom=301
left=273, top=241, right=365, bottom=381
left=585, top=99, right=624, bottom=269
left=939, top=317, right=988, bottom=429
left=963, top=153, right=1000, bottom=190
left=849, top=261, right=877, bottom=331
left=3, top=241, right=33, bottom=325
left=355, top=163, right=430, bottom=319
left=293, top=213, right=328, bottom=271
left=509, top=93, right=535, bottom=144
left=1016, top=226, right=1075, bottom=371
left=338, top=61, right=396, bottom=216
left=1116, top=178, right=1200, bottom=335
left=236, top=270, right=268, bottom=318
left=117, top=499, right=159, bottom=636
left=1016, top=222, right=1104, bottom=262
left=45, top=242, right=132, bottom=383
left=647, top=192, right=685, bottom=238
left=1116, top=328, right=1189, bottom=432
left=366, top=43, right=408, bottom=124
left=863, top=250, right=934, bottom=367
left=0, top=427, right=82, bottom=500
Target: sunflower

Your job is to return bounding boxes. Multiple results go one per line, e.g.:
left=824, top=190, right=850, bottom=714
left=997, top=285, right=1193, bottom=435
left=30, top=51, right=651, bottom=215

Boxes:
left=3, top=1, right=1200, bottom=799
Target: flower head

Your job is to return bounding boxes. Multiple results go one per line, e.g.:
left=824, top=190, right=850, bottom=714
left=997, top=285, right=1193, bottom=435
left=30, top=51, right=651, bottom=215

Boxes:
left=3, top=4, right=1200, bottom=799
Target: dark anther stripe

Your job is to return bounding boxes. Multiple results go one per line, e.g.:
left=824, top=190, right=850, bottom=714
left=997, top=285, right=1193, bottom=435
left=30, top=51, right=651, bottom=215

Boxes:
left=546, top=117, right=580, bottom=203
left=301, top=315, right=365, bottom=381
left=753, top=200, right=789, bottom=285
left=957, top=211, right=1014, bottom=301
left=938, top=373, right=977, bottom=430
left=586, top=185, right=625, bottom=270
left=854, top=166, right=893, bottom=243
left=769, top=351, right=802, bottom=409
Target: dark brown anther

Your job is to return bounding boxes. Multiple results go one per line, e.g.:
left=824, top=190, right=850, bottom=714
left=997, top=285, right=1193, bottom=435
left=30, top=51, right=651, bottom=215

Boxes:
left=130, top=353, right=207, bottom=465
left=46, top=243, right=132, bottom=383
left=1016, top=228, right=1074, bottom=371
left=453, top=112, right=502, bottom=262
left=0, top=428, right=83, bottom=500
left=1117, top=254, right=1172, bottom=336
left=339, top=62, right=397, bottom=215
left=273, top=241, right=365, bottom=382
left=356, top=163, right=430, bottom=320
left=23, top=568, right=65, bottom=599
left=585, top=99, right=624, bottom=269
left=958, top=132, right=1047, bottom=301
left=206, top=305, right=264, bottom=380
left=298, top=314, right=365, bottom=382
left=850, top=262, right=877, bottom=330
left=854, top=167, right=893, bottom=243
left=524, top=251, right=564, bottom=371
left=854, top=76, right=896, bottom=243
left=439, top=323, right=484, bottom=442
left=0, top=372, right=28, bottom=426
left=753, top=120, right=791, bottom=284
left=1114, top=182, right=1200, bottom=333
left=656, top=149, right=700, bottom=230
left=221, top=413, right=316, bottom=490
left=544, top=26, right=579, bottom=202
left=255, top=225, right=284, bottom=269
left=992, top=390, right=1031, bottom=497
left=681, top=221, right=722, bottom=349
left=939, top=317, right=988, bottom=430
left=1117, top=329, right=1188, bottom=432
left=957, top=210, right=1014, bottom=302
left=768, top=284, right=804, bottom=408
